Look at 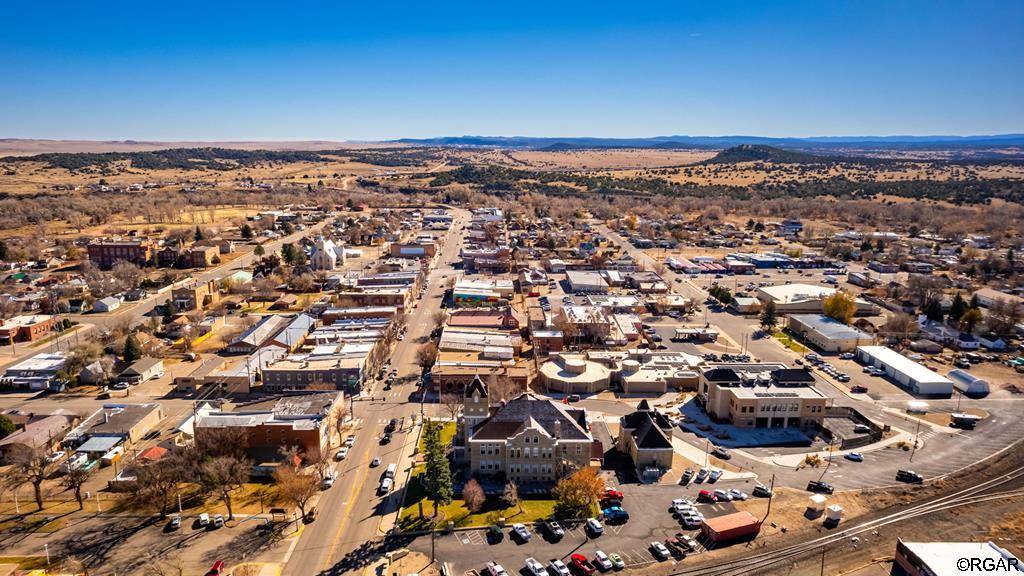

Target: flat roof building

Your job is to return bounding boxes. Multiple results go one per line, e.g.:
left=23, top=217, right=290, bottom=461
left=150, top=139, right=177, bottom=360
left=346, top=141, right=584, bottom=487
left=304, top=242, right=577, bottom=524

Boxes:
left=566, top=270, right=609, bottom=293
left=787, top=314, right=873, bottom=352
left=855, top=346, right=953, bottom=396
left=895, top=540, right=1021, bottom=576
left=756, top=283, right=874, bottom=315
left=699, top=364, right=828, bottom=430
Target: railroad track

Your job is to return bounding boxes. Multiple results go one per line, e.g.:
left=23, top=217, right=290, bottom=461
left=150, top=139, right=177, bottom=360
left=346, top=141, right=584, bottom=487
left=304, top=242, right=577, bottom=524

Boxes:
left=671, top=466, right=1024, bottom=576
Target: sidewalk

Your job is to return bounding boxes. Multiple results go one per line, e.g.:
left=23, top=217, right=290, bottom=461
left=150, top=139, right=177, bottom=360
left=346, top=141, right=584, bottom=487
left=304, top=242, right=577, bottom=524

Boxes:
left=377, top=416, right=427, bottom=535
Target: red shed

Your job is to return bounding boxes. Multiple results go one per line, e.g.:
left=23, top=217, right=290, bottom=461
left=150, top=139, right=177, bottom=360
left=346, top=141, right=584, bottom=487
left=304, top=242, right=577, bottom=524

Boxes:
left=701, top=511, right=761, bottom=543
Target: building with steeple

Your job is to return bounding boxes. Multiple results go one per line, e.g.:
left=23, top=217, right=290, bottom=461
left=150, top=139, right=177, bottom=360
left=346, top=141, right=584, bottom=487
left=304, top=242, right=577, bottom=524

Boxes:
left=310, top=236, right=347, bottom=271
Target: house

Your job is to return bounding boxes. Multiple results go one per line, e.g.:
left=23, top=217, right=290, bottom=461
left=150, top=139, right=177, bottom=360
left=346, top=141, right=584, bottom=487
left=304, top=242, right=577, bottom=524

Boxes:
left=0, top=315, right=58, bottom=344
left=972, top=288, right=1024, bottom=314
left=461, top=379, right=596, bottom=484
left=699, top=364, right=828, bottom=429
left=616, top=400, right=674, bottom=482
left=93, top=296, right=122, bottom=313
left=0, top=412, right=77, bottom=461
left=117, top=357, right=164, bottom=384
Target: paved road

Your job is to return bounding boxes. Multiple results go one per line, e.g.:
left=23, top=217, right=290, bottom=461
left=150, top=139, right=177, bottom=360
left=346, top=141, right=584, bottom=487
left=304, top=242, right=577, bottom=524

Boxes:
left=282, top=208, right=470, bottom=576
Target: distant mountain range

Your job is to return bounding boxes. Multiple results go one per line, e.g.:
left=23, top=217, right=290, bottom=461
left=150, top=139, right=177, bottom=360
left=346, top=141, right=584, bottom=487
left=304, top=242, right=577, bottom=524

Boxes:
left=395, top=134, right=1024, bottom=150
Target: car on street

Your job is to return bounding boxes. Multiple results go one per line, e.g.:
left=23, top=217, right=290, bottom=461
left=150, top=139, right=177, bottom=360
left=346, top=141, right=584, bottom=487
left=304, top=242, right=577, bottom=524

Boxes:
left=548, top=559, right=571, bottom=576
left=370, top=457, right=381, bottom=467
left=586, top=517, right=604, bottom=535
left=512, top=523, right=532, bottom=541
left=379, top=433, right=391, bottom=445
left=807, top=480, right=835, bottom=494
left=524, top=558, right=546, bottom=576
left=321, top=471, right=336, bottom=489
left=695, top=468, right=709, bottom=482
left=603, top=488, right=624, bottom=500
left=46, top=450, right=66, bottom=463
left=344, top=435, right=355, bottom=447
left=711, top=447, right=731, bottom=460
left=335, top=447, right=349, bottom=460
left=845, top=452, right=864, bottom=462
left=708, top=469, right=723, bottom=482
left=167, top=515, right=181, bottom=531
left=570, top=554, right=596, bottom=575
left=650, top=541, right=671, bottom=560
left=896, top=469, right=924, bottom=483
left=593, top=551, right=613, bottom=571
left=850, top=385, right=869, bottom=394
left=544, top=519, right=564, bottom=539
left=484, top=562, right=508, bottom=576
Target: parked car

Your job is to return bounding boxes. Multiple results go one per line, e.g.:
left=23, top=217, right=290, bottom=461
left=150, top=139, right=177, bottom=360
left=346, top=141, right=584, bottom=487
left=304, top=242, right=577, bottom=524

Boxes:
left=570, top=554, right=596, bottom=575
left=713, top=489, right=731, bottom=502
left=698, top=489, right=717, bottom=503
left=853, top=424, right=871, bottom=433
left=544, top=519, right=564, bottom=539
left=586, top=517, right=604, bottom=535
left=198, top=513, right=211, bottom=527
left=607, top=553, right=625, bottom=570
left=335, top=447, right=349, bottom=460
left=708, top=469, right=723, bottom=483
left=603, top=489, right=624, bottom=500
left=512, top=523, right=532, bottom=541
left=204, top=561, right=226, bottom=576
left=695, top=468, right=709, bottom=482
left=321, top=471, right=337, bottom=489
left=593, top=550, right=613, bottom=571
left=548, top=559, right=570, bottom=576
left=650, top=541, right=671, bottom=560
left=487, top=524, right=504, bottom=543
left=680, top=468, right=694, bottom=484
left=344, top=436, right=355, bottom=447
left=484, top=562, right=508, bottom=576
left=728, top=489, right=748, bottom=501
left=212, top=514, right=225, bottom=529
left=850, top=385, right=869, bottom=394
left=167, top=515, right=181, bottom=531
left=524, top=558, right=546, bottom=576
left=602, top=506, right=629, bottom=523
left=753, top=484, right=773, bottom=498
left=807, top=480, right=835, bottom=494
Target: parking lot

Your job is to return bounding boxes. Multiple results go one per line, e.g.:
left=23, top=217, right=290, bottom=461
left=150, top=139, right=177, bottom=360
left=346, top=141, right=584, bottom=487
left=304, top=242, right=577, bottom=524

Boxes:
left=408, top=481, right=750, bottom=575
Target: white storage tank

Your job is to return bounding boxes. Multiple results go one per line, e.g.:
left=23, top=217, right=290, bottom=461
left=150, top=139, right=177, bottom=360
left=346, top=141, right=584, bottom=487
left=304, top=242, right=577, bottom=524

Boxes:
left=948, top=369, right=990, bottom=396
left=826, top=504, right=843, bottom=523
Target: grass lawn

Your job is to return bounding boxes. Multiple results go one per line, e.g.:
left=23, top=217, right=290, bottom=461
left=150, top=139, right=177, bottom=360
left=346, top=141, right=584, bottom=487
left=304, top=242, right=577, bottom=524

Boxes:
left=773, top=331, right=809, bottom=353
left=398, top=466, right=555, bottom=531
left=417, top=421, right=456, bottom=454
left=0, top=557, right=48, bottom=570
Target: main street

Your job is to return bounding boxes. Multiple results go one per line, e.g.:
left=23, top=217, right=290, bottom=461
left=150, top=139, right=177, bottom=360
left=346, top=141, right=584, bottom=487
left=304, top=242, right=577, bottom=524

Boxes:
left=282, top=208, right=469, bottom=576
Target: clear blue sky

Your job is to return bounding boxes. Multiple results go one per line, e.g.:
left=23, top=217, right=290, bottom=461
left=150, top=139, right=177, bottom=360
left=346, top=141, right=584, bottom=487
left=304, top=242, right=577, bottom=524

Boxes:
left=2, top=0, right=1022, bottom=141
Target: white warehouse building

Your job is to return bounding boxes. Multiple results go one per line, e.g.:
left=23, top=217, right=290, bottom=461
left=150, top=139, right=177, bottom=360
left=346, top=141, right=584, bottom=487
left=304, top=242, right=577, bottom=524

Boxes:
left=855, top=346, right=953, bottom=397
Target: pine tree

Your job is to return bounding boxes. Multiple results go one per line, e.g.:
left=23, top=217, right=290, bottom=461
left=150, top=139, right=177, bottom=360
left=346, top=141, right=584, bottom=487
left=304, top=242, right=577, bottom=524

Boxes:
left=123, top=333, right=143, bottom=363
left=423, top=420, right=452, bottom=517
left=241, top=223, right=253, bottom=239
left=923, top=299, right=944, bottom=323
left=194, top=226, right=204, bottom=241
left=948, top=293, right=968, bottom=323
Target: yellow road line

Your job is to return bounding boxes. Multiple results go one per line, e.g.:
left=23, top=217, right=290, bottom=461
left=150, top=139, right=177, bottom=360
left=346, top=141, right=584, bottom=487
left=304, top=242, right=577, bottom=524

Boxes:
left=320, top=439, right=375, bottom=571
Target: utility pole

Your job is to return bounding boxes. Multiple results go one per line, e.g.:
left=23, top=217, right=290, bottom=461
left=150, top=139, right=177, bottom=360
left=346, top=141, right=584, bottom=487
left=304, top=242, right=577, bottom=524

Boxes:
left=761, top=474, right=776, bottom=525
left=819, top=544, right=826, bottom=576
left=910, top=416, right=922, bottom=462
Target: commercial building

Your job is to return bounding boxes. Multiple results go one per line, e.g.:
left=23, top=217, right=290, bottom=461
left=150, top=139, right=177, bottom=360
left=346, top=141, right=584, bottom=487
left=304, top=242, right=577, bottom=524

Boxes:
left=462, top=382, right=596, bottom=483
left=334, top=286, right=412, bottom=313
left=0, top=352, right=69, bottom=391
left=699, top=364, right=828, bottom=429
left=616, top=400, right=674, bottom=482
left=71, top=403, right=164, bottom=445
left=171, top=279, right=220, bottom=312
left=261, top=354, right=366, bottom=394
left=855, top=346, right=954, bottom=396
left=227, top=314, right=290, bottom=354
left=539, top=354, right=612, bottom=394
left=0, top=314, right=57, bottom=344
left=452, top=278, right=514, bottom=307
left=0, top=412, right=78, bottom=460
left=894, top=540, right=1021, bottom=576
left=447, top=308, right=519, bottom=331
left=390, top=240, right=437, bottom=259
left=565, top=270, right=609, bottom=293
left=787, top=314, right=873, bottom=352
left=194, top=392, right=343, bottom=465
left=87, top=240, right=153, bottom=269
left=756, top=284, right=874, bottom=315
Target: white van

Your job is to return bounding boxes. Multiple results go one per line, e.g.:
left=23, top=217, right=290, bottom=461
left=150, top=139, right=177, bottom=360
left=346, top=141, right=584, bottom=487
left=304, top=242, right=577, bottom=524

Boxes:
left=198, top=513, right=210, bottom=527
left=385, top=463, right=397, bottom=479
left=379, top=477, right=393, bottom=495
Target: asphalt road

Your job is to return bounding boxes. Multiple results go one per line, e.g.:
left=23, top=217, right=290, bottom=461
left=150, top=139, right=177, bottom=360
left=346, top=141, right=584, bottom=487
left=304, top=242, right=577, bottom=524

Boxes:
left=282, top=208, right=470, bottom=576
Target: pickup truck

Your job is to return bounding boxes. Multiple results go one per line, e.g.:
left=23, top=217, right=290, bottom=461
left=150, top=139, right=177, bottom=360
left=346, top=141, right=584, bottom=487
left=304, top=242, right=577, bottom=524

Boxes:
left=569, top=554, right=596, bottom=575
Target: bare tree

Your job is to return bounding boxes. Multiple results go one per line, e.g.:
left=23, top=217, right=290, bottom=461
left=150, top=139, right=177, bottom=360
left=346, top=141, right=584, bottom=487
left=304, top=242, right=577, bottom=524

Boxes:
left=111, top=261, right=145, bottom=292
left=196, top=427, right=249, bottom=460
left=199, top=456, right=249, bottom=520
left=273, top=465, right=318, bottom=520
left=440, top=392, right=462, bottom=420
left=503, top=481, right=521, bottom=512
left=62, top=466, right=93, bottom=510
left=10, top=447, right=54, bottom=510
left=134, top=458, right=185, bottom=517
left=489, top=374, right=522, bottom=402
left=416, top=341, right=439, bottom=370
left=462, top=478, right=485, bottom=513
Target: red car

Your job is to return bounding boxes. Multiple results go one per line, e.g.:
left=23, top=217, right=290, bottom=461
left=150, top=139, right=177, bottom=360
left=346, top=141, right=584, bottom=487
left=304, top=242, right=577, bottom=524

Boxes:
left=205, top=561, right=225, bottom=576
left=698, top=489, right=718, bottom=503
left=570, top=554, right=596, bottom=575
left=604, top=489, right=624, bottom=500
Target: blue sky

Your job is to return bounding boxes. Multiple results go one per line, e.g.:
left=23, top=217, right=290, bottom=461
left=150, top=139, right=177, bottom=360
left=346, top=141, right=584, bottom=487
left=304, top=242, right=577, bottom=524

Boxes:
left=2, top=1, right=1022, bottom=140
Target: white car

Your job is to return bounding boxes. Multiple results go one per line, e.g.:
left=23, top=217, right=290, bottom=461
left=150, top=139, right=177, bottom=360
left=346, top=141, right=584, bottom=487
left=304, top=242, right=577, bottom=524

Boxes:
left=344, top=436, right=355, bottom=447
left=524, top=558, right=546, bottom=576
left=321, top=472, right=336, bottom=489
left=713, top=489, right=731, bottom=501
left=593, top=551, right=613, bottom=571
left=650, top=541, right=671, bottom=559
left=512, top=523, right=531, bottom=541
left=728, top=489, right=748, bottom=501
left=586, top=517, right=604, bottom=535
left=484, top=562, right=508, bottom=576
left=335, top=447, right=349, bottom=460
left=548, top=559, right=570, bottom=576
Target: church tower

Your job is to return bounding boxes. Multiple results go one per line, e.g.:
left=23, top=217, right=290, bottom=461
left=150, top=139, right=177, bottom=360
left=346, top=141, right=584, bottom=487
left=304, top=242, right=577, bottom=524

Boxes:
left=461, top=375, right=489, bottom=440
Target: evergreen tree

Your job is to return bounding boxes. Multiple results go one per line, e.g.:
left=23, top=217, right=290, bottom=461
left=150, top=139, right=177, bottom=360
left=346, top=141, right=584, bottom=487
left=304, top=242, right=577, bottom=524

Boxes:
left=123, top=333, right=143, bottom=363
left=0, top=414, right=16, bottom=439
left=194, top=226, right=204, bottom=241
left=0, top=239, right=7, bottom=261
left=759, top=300, right=778, bottom=333
left=241, top=223, right=253, bottom=239
left=969, top=294, right=980, bottom=309
left=948, top=293, right=968, bottom=323
left=422, top=420, right=452, bottom=517
left=923, top=299, right=944, bottom=323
